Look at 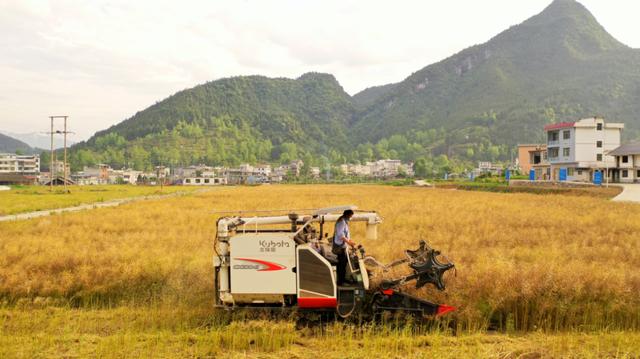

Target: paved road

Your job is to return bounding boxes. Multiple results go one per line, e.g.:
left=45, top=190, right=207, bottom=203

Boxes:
left=0, top=189, right=207, bottom=222
left=612, top=184, right=640, bottom=203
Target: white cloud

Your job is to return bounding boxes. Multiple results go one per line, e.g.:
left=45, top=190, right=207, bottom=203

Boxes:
left=0, top=0, right=638, bottom=140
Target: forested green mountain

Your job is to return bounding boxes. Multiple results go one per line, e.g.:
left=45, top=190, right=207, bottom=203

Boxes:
left=352, top=83, right=398, bottom=109
left=352, top=0, right=640, bottom=159
left=72, top=73, right=354, bottom=170
left=71, top=0, right=640, bottom=174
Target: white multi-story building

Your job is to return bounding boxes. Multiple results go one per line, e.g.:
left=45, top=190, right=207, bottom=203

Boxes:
left=273, top=160, right=304, bottom=178
left=545, top=117, right=623, bottom=182
left=310, top=167, right=321, bottom=178
left=122, top=169, right=143, bottom=184
left=367, top=159, right=404, bottom=178
left=340, top=159, right=412, bottom=178
left=183, top=177, right=228, bottom=186
left=340, top=163, right=371, bottom=176
left=0, top=153, right=40, bottom=184
left=255, top=164, right=272, bottom=177
left=0, top=153, right=40, bottom=174
left=226, top=163, right=274, bottom=184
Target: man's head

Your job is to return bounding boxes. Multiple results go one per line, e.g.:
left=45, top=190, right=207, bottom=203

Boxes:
left=342, top=209, right=354, bottom=220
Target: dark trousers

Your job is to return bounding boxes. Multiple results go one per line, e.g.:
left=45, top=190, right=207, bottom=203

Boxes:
left=337, top=251, right=348, bottom=285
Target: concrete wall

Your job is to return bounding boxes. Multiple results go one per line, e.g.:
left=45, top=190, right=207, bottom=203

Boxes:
left=566, top=168, right=591, bottom=182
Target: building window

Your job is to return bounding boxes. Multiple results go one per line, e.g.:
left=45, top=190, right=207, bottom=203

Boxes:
left=563, top=148, right=570, bottom=157
left=597, top=123, right=603, bottom=131
left=596, top=141, right=602, bottom=148
left=597, top=154, right=603, bottom=161
left=532, top=153, right=541, bottom=164
left=577, top=170, right=582, bottom=175
left=186, top=179, right=191, bottom=183
left=204, top=178, right=210, bottom=184
left=622, top=155, right=629, bottom=163
left=195, top=178, right=201, bottom=183
left=563, top=130, right=570, bottom=140
left=623, top=170, right=628, bottom=178
left=568, top=168, right=574, bottom=176
left=548, top=148, right=559, bottom=158
left=637, top=170, right=640, bottom=178
left=548, top=131, right=559, bottom=142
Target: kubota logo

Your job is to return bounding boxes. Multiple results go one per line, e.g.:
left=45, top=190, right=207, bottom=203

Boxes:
left=233, top=258, right=286, bottom=271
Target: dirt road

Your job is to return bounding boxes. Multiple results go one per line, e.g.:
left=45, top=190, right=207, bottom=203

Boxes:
left=0, top=190, right=205, bottom=222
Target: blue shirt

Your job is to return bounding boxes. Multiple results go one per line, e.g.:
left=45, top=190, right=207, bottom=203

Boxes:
left=333, top=218, right=350, bottom=248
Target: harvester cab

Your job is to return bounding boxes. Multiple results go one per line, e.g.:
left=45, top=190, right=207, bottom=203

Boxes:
left=213, top=205, right=456, bottom=320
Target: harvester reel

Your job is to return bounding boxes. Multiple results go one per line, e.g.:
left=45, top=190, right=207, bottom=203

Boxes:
left=376, top=240, right=455, bottom=291
left=410, top=248, right=454, bottom=290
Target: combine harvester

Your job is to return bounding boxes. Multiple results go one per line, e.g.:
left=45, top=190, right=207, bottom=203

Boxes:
left=213, top=206, right=456, bottom=321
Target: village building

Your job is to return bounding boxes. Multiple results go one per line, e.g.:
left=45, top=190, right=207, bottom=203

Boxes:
left=544, top=117, right=623, bottom=182
left=607, top=143, right=640, bottom=183
left=183, top=176, right=228, bottom=186
left=70, top=164, right=109, bottom=185
left=121, top=169, right=143, bottom=184
left=473, top=161, right=503, bottom=177
left=310, top=167, right=321, bottom=178
left=51, top=160, right=69, bottom=177
left=74, top=164, right=111, bottom=184
left=226, top=163, right=274, bottom=184
left=340, top=163, right=371, bottom=176
left=273, top=160, right=304, bottom=178
left=340, top=160, right=413, bottom=178
left=517, top=144, right=549, bottom=180
left=39, top=160, right=74, bottom=185
left=0, top=153, right=40, bottom=174
left=71, top=171, right=99, bottom=185
left=0, top=153, right=40, bottom=185
left=254, top=164, right=272, bottom=177
left=368, top=159, right=403, bottom=177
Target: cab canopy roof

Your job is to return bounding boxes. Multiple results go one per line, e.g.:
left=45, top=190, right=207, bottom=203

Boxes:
left=313, top=205, right=357, bottom=216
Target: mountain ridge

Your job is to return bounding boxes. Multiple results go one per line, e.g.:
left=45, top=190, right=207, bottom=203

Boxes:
left=350, top=0, right=640, bottom=148
left=69, top=0, right=640, bottom=172
left=0, top=133, right=37, bottom=155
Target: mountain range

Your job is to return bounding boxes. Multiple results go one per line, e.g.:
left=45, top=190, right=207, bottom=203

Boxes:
left=0, top=133, right=38, bottom=155
left=4, top=131, right=76, bottom=150
left=69, top=0, right=640, bottom=173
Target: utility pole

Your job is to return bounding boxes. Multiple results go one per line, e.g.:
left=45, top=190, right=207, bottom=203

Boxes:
left=604, top=150, right=610, bottom=188
left=603, top=124, right=609, bottom=188
left=155, top=165, right=165, bottom=191
left=50, top=117, right=54, bottom=192
left=63, top=116, right=68, bottom=192
left=48, top=116, right=73, bottom=192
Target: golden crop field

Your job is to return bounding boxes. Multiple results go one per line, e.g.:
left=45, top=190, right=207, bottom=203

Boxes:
left=1, top=184, right=639, bottom=358
left=0, top=184, right=198, bottom=215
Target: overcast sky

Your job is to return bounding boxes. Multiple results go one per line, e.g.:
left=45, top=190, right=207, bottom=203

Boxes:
left=1, top=0, right=639, bottom=141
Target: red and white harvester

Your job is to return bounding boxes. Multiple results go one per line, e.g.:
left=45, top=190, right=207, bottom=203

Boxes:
left=213, top=205, right=456, bottom=320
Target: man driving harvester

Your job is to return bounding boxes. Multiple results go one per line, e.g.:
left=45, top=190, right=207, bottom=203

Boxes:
left=333, top=209, right=356, bottom=286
